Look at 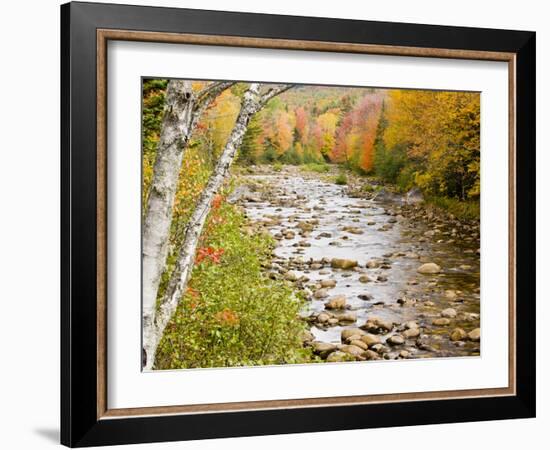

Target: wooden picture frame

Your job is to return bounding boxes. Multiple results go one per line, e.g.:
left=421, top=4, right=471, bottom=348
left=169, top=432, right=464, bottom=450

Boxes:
left=61, top=1, right=536, bottom=447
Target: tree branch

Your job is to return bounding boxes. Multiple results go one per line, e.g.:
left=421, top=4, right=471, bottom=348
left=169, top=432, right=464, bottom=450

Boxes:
left=260, top=84, right=294, bottom=106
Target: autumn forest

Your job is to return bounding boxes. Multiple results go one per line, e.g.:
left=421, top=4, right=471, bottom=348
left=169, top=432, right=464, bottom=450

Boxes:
left=142, top=80, right=481, bottom=370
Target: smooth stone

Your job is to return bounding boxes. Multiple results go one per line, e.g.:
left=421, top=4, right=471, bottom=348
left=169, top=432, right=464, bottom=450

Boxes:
left=403, top=327, right=421, bottom=338
left=433, top=318, right=451, bottom=326
left=331, top=258, right=358, bottom=270
left=417, top=262, right=442, bottom=274
left=340, top=344, right=365, bottom=357
left=360, top=334, right=382, bottom=347
left=450, top=328, right=467, bottom=341
left=349, top=340, right=370, bottom=351
left=364, top=350, right=381, bottom=360
left=444, top=290, right=458, bottom=300
left=341, top=328, right=365, bottom=342
left=320, top=279, right=337, bottom=288
left=441, top=308, right=457, bottom=318
left=313, top=289, right=329, bottom=299
left=317, top=312, right=330, bottom=323
left=337, top=312, right=357, bottom=323
left=312, top=342, right=337, bottom=357
left=387, top=335, right=405, bottom=346
left=365, top=259, right=381, bottom=269
left=359, top=275, right=371, bottom=283
left=325, top=295, right=347, bottom=310
left=468, top=328, right=481, bottom=341
left=300, top=330, right=314, bottom=343
left=284, top=271, right=299, bottom=281
left=360, top=317, right=394, bottom=334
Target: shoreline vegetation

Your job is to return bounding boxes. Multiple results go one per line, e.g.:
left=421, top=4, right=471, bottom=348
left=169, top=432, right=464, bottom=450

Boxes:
left=142, top=80, right=481, bottom=370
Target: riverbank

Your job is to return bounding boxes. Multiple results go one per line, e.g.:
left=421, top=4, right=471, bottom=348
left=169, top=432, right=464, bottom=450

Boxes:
left=234, top=164, right=481, bottom=363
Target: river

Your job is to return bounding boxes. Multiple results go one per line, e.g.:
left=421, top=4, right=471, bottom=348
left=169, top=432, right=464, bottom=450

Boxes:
left=236, top=165, right=481, bottom=361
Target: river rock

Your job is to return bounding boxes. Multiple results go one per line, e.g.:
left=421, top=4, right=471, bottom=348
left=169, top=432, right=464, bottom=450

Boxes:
left=444, top=289, right=458, bottom=300
left=417, top=262, right=442, bottom=274
left=317, top=312, right=330, bottom=323
left=403, top=327, right=421, bottom=339
left=359, top=275, right=371, bottom=283
left=284, top=271, right=299, bottom=281
left=340, top=328, right=364, bottom=342
left=342, top=226, right=364, bottom=235
left=312, top=342, right=337, bottom=357
left=360, top=316, right=394, bottom=334
left=313, top=288, right=329, bottom=299
left=468, top=328, right=481, bottom=342
left=387, top=335, right=405, bottom=346
left=325, top=295, right=347, bottom=310
left=364, top=350, right=381, bottom=360
left=300, top=330, right=315, bottom=343
left=296, top=222, right=314, bottom=232
left=360, top=333, right=382, bottom=347
left=441, top=308, right=457, bottom=318
left=340, top=344, right=365, bottom=358
left=371, top=343, right=390, bottom=354
left=365, top=259, right=381, bottom=269
left=337, top=312, right=357, bottom=323
left=450, top=328, right=467, bottom=341
left=331, top=258, right=358, bottom=269
left=349, top=340, right=370, bottom=351
left=432, top=318, right=451, bottom=326
left=320, top=279, right=337, bottom=288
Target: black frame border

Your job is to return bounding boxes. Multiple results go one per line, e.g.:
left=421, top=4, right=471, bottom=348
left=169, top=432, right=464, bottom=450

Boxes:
left=61, top=1, right=536, bottom=447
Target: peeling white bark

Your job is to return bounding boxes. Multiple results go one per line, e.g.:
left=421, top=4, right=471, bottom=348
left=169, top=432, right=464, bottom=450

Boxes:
left=143, top=83, right=293, bottom=369
left=142, top=80, right=234, bottom=367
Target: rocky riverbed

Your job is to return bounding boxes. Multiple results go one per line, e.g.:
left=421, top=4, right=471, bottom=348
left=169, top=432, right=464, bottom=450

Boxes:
left=233, top=165, right=481, bottom=363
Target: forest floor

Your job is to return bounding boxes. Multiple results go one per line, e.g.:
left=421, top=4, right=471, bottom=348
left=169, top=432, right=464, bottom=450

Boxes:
left=233, top=164, right=482, bottom=363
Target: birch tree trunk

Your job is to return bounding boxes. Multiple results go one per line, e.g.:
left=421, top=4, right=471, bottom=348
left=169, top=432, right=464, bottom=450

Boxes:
left=143, top=83, right=293, bottom=369
left=142, top=80, right=234, bottom=364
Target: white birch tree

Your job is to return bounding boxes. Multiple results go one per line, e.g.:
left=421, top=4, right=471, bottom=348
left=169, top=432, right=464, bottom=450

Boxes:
left=143, top=83, right=293, bottom=369
left=142, top=80, right=234, bottom=362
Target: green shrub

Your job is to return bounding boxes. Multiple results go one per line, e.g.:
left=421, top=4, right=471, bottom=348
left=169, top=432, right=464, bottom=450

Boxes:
left=281, top=148, right=303, bottom=165
left=303, top=162, right=330, bottom=173
left=425, top=196, right=480, bottom=221
left=362, top=184, right=375, bottom=192
left=155, top=203, right=311, bottom=369
left=334, top=173, right=348, bottom=185
left=272, top=162, right=283, bottom=172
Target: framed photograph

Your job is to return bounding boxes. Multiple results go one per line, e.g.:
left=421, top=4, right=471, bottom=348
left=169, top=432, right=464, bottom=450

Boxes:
left=61, top=1, right=536, bottom=447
